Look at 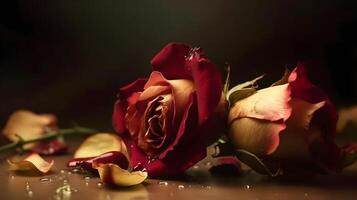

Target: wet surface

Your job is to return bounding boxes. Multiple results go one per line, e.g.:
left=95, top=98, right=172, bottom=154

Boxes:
left=1, top=136, right=357, bottom=200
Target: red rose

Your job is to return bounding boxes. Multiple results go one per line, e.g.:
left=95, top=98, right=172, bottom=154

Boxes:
left=113, top=43, right=225, bottom=177
left=228, top=63, right=341, bottom=173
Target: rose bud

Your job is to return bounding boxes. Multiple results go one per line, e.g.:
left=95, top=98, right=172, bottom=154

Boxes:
left=113, top=43, right=226, bottom=177
left=227, top=63, right=341, bottom=173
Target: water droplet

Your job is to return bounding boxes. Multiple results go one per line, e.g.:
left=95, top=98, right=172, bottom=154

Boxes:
left=27, top=190, right=33, bottom=198
left=63, top=179, right=68, bottom=185
left=60, top=170, right=66, bottom=174
left=10, top=175, right=15, bottom=180
left=158, top=181, right=168, bottom=186
left=40, top=178, right=50, bottom=183
left=193, top=165, right=200, bottom=169
left=85, top=182, right=89, bottom=186
left=84, top=176, right=90, bottom=181
left=26, top=182, right=30, bottom=191
left=97, top=182, right=103, bottom=188
left=67, top=171, right=72, bottom=175
left=206, top=186, right=212, bottom=189
left=245, top=185, right=251, bottom=190
left=205, top=161, right=212, bottom=167
left=71, top=168, right=80, bottom=173
left=178, top=185, right=185, bottom=189
left=55, top=185, right=77, bottom=200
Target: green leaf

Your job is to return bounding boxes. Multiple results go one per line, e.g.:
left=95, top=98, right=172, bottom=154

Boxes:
left=235, top=149, right=281, bottom=177
left=213, top=142, right=280, bottom=177
left=226, top=74, right=264, bottom=107
left=223, top=63, right=231, bottom=95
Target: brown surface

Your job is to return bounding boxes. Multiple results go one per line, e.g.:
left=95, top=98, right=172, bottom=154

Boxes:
left=1, top=136, right=357, bottom=200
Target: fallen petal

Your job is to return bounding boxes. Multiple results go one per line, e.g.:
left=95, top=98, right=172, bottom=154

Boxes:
left=67, top=151, right=129, bottom=173
left=74, top=133, right=128, bottom=159
left=2, top=110, right=57, bottom=149
left=8, top=153, right=54, bottom=173
left=32, top=139, right=68, bottom=155
left=94, top=163, right=147, bottom=187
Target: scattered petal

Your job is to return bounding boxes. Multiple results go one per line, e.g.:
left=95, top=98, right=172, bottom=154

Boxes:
left=8, top=153, right=54, bottom=173
left=74, top=133, right=128, bottom=159
left=94, top=163, right=147, bottom=187
left=2, top=110, right=57, bottom=149
left=67, top=151, right=129, bottom=174
left=32, top=140, right=68, bottom=155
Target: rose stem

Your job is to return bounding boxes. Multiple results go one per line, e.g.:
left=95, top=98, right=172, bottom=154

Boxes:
left=0, top=126, right=98, bottom=153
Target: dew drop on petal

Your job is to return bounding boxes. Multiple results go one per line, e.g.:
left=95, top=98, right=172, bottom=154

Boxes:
left=60, top=170, right=66, bottom=174
left=97, top=182, right=103, bottom=188
left=178, top=185, right=185, bottom=189
left=245, top=185, right=250, bottom=190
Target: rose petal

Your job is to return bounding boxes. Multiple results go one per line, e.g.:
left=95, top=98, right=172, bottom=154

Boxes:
left=151, top=43, right=223, bottom=125
left=32, top=139, right=68, bottom=155
left=157, top=93, right=195, bottom=160
left=229, top=118, right=286, bottom=156
left=187, top=49, right=222, bottom=124
left=150, top=43, right=191, bottom=79
left=113, top=79, right=147, bottom=134
left=228, top=84, right=292, bottom=124
left=288, top=99, right=326, bottom=130
left=74, top=133, right=128, bottom=159
left=94, top=163, right=147, bottom=187
left=142, top=71, right=194, bottom=122
left=8, top=153, right=54, bottom=173
left=2, top=110, right=57, bottom=149
left=289, top=63, right=330, bottom=104
left=67, top=151, right=129, bottom=174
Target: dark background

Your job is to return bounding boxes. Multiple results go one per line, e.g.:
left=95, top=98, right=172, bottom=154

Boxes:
left=1, top=0, right=356, bottom=130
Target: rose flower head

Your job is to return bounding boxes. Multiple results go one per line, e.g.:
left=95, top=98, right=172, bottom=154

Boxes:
left=227, top=63, right=341, bottom=174
left=113, top=43, right=226, bottom=177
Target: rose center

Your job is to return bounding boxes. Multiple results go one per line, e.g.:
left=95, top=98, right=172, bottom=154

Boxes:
left=144, top=96, right=168, bottom=149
